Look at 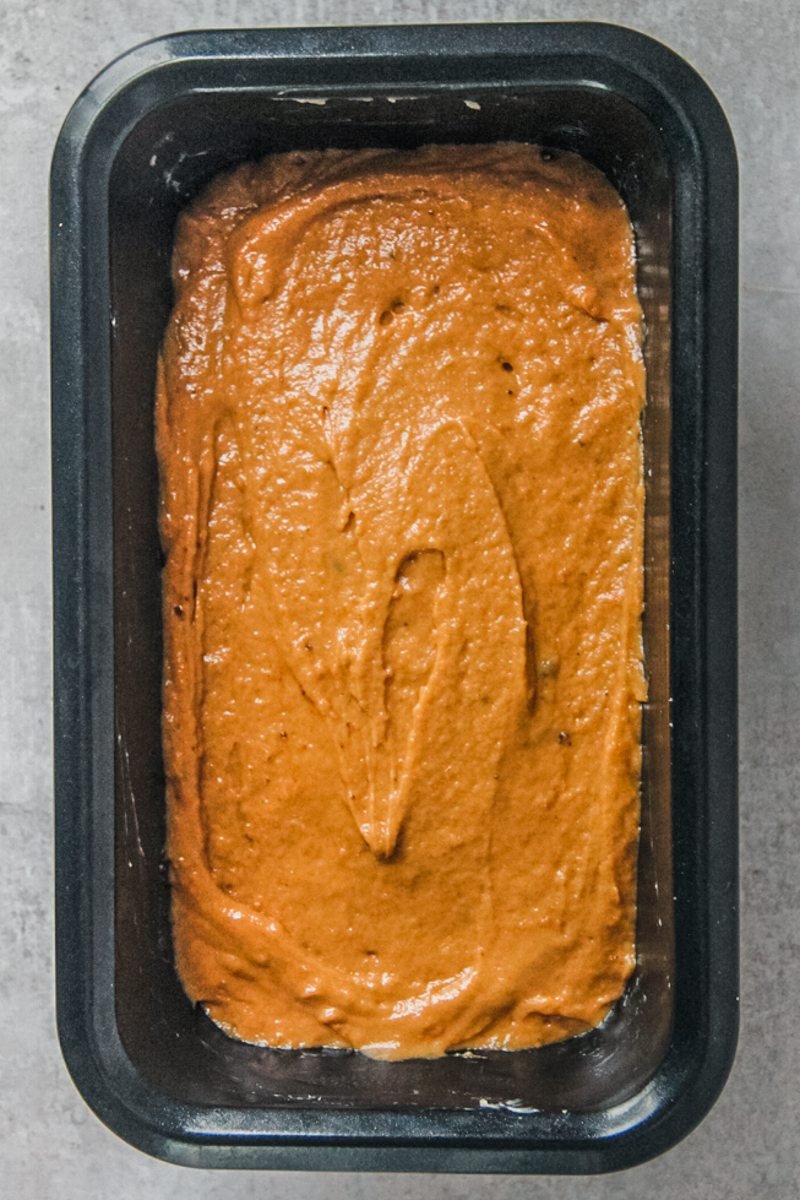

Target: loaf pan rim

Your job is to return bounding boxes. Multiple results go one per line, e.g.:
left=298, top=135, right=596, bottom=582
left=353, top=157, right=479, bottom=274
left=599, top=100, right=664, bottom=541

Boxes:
left=52, top=20, right=738, bottom=1173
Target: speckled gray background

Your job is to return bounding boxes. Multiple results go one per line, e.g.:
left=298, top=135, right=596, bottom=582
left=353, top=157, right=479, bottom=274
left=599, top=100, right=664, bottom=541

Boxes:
left=1, top=0, right=798, bottom=1195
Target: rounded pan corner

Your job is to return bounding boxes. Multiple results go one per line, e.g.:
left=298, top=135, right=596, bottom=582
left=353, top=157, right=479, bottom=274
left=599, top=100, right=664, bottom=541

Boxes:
left=55, top=999, right=195, bottom=1168
left=50, top=33, right=175, bottom=166
left=590, top=23, right=738, bottom=185
left=602, top=1019, right=739, bottom=1174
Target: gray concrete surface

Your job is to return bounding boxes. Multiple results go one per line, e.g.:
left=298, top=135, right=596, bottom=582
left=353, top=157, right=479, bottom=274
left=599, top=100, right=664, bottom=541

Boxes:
left=1, top=0, right=798, bottom=1195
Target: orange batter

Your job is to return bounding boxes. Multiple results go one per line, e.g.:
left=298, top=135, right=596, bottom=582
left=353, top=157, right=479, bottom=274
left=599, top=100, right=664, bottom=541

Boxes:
left=156, top=144, right=646, bottom=1059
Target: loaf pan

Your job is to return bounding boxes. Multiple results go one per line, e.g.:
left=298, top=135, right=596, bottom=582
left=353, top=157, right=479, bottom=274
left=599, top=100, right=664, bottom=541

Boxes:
left=51, top=22, right=738, bottom=1172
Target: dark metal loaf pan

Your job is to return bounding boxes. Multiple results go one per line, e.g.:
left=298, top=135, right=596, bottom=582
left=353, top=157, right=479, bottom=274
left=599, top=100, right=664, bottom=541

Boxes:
left=51, top=22, right=738, bottom=1173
